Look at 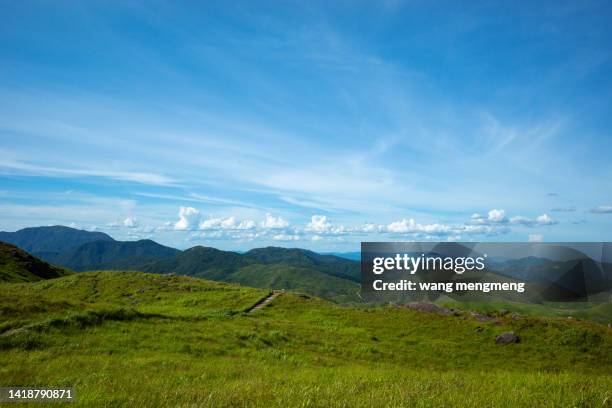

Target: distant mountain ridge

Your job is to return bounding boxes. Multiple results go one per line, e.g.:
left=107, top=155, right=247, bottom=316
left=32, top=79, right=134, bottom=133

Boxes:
left=325, top=251, right=361, bottom=261
left=0, top=226, right=361, bottom=303
left=43, top=239, right=181, bottom=271
left=139, top=245, right=360, bottom=301
left=0, top=226, right=114, bottom=254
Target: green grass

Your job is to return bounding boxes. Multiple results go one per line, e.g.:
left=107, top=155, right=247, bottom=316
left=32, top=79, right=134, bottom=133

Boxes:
left=0, top=272, right=610, bottom=407
left=439, top=298, right=612, bottom=325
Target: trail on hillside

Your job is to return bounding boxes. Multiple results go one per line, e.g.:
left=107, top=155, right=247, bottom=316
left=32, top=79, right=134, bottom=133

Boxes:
left=246, top=291, right=282, bottom=313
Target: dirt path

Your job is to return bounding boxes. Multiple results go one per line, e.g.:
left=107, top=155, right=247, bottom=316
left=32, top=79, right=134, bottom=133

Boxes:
left=246, top=291, right=282, bottom=313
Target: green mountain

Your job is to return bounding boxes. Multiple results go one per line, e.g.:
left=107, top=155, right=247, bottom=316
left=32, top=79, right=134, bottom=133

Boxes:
left=0, top=226, right=113, bottom=254
left=140, top=246, right=247, bottom=279
left=244, top=246, right=360, bottom=282
left=0, top=241, right=71, bottom=283
left=140, top=246, right=360, bottom=302
left=42, top=239, right=181, bottom=271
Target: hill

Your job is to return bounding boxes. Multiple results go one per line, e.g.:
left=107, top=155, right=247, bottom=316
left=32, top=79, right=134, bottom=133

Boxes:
left=41, top=239, right=181, bottom=271
left=141, top=246, right=360, bottom=302
left=224, top=264, right=359, bottom=303
left=140, top=246, right=248, bottom=279
left=0, top=271, right=609, bottom=406
left=0, top=226, right=113, bottom=254
left=244, top=247, right=360, bottom=282
left=0, top=241, right=71, bottom=283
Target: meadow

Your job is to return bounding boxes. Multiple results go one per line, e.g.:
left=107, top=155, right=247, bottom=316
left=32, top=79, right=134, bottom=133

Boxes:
left=0, top=272, right=610, bottom=407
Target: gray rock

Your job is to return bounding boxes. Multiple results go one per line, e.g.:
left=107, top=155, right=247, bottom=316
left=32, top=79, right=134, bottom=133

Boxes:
left=470, top=311, right=495, bottom=322
left=495, top=331, right=519, bottom=345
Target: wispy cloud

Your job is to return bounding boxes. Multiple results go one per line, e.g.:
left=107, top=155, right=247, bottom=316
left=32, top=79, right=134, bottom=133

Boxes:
left=590, top=205, right=612, bottom=214
left=551, top=206, right=576, bottom=212
left=0, top=157, right=176, bottom=186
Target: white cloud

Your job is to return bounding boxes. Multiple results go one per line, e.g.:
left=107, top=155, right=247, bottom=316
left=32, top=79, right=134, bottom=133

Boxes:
left=305, top=215, right=345, bottom=234
left=358, top=223, right=379, bottom=233
left=261, top=213, right=289, bottom=229
left=536, top=213, right=555, bottom=225
left=164, top=206, right=557, bottom=244
left=384, top=218, right=451, bottom=235
left=123, top=217, right=138, bottom=228
left=174, top=206, right=201, bottom=231
left=458, top=224, right=505, bottom=235
left=272, top=234, right=301, bottom=241
left=488, top=209, right=506, bottom=223
left=199, top=216, right=256, bottom=230
left=529, top=234, right=543, bottom=242
left=509, top=215, right=530, bottom=225
left=509, top=213, right=556, bottom=227
left=306, top=215, right=332, bottom=232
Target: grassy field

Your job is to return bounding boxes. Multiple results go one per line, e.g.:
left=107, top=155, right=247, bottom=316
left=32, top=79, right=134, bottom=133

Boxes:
left=0, top=271, right=610, bottom=407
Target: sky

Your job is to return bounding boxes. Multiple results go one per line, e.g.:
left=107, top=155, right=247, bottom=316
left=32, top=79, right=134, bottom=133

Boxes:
left=0, top=0, right=611, bottom=251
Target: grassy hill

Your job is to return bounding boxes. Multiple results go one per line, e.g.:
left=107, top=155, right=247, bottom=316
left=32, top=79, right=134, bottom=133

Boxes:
left=0, top=271, right=610, bottom=406
left=226, top=264, right=360, bottom=303
left=0, top=242, right=71, bottom=283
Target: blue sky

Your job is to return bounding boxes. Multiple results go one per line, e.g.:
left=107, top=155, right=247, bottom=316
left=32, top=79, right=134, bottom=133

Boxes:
left=1, top=1, right=611, bottom=250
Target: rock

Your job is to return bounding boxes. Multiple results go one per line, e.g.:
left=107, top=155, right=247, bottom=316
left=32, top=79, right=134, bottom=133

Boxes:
left=475, top=326, right=484, bottom=333
left=495, top=331, right=519, bottom=345
left=406, top=302, right=451, bottom=315
left=511, top=313, right=521, bottom=320
left=499, top=309, right=509, bottom=316
left=470, top=311, right=495, bottom=322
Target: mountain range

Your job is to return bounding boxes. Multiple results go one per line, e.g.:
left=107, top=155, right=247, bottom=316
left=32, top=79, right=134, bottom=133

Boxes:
left=2, top=226, right=611, bottom=304
left=0, top=226, right=361, bottom=303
